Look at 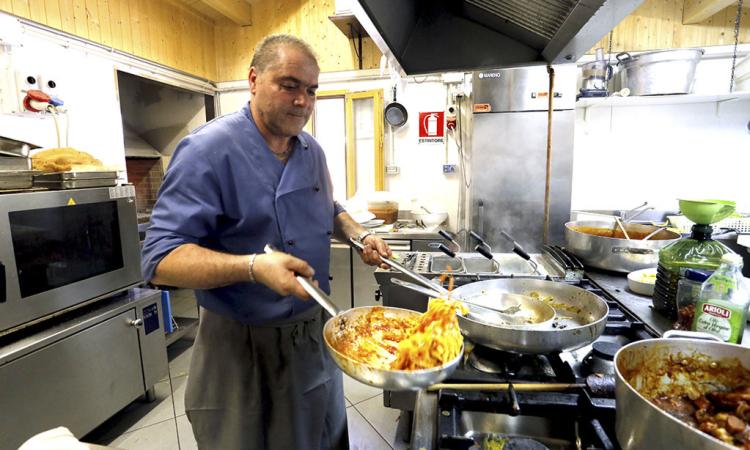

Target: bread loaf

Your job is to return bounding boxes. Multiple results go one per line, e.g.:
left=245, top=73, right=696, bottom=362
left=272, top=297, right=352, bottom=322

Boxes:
left=31, top=148, right=104, bottom=173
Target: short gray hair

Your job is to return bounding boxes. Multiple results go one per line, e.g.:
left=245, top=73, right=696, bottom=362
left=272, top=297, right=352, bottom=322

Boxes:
left=249, top=34, right=318, bottom=73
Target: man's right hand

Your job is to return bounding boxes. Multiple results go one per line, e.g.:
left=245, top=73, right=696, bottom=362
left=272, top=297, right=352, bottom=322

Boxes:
left=252, top=252, right=316, bottom=300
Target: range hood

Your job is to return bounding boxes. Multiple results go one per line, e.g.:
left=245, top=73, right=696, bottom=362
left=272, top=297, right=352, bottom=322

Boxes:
left=351, top=0, right=643, bottom=75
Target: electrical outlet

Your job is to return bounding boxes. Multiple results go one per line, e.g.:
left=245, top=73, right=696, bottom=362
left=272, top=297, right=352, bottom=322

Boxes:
left=442, top=164, right=457, bottom=173
left=386, top=165, right=400, bottom=175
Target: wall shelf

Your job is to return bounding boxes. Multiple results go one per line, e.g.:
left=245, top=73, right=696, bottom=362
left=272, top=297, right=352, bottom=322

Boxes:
left=576, top=91, right=750, bottom=108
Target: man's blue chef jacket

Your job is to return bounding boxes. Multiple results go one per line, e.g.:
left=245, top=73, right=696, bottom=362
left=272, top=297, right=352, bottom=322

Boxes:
left=141, top=103, right=345, bottom=325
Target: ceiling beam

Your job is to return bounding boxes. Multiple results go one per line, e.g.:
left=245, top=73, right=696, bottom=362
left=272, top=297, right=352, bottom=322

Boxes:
left=683, top=0, right=737, bottom=24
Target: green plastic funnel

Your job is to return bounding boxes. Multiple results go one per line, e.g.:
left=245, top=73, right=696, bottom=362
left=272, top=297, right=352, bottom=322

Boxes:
left=678, top=199, right=736, bottom=225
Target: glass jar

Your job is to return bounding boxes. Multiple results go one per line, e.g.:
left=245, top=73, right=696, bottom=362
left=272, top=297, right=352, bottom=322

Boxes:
left=674, top=269, right=711, bottom=330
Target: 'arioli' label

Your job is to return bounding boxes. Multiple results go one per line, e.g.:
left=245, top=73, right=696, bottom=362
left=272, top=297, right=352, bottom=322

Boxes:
left=693, top=300, right=743, bottom=343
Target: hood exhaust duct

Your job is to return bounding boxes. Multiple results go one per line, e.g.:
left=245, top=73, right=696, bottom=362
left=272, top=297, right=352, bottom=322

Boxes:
left=351, top=0, right=643, bottom=75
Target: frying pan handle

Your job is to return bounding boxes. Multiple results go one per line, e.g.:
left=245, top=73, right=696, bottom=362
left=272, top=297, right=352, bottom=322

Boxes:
left=438, top=243, right=456, bottom=258
left=263, top=244, right=340, bottom=317
left=662, top=329, right=723, bottom=342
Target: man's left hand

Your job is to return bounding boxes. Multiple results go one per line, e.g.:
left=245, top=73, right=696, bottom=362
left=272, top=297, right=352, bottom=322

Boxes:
left=357, top=235, right=392, bottom=269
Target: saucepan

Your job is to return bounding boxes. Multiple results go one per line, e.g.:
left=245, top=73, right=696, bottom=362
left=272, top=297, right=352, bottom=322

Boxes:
left=565, top=220, right=681, bottom=272
left=615, top=330, right=750, bottom=449
left=264, top=245, right=463, bottom=391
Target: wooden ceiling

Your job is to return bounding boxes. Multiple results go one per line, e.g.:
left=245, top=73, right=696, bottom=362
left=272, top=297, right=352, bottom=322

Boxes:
left=683, top=0, right=747, bottom=24
left=177, top=0, right=253, bottom=25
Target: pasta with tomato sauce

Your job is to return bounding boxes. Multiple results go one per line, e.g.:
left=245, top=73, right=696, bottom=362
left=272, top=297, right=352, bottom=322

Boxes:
left=330, top=297, right=467, bottom=371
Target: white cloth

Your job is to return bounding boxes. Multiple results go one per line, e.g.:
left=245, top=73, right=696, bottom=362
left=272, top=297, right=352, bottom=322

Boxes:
left=18, top=427, right=89, bottom=450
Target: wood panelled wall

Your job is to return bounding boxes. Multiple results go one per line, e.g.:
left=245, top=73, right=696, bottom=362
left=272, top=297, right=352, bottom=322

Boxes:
left=0, top=0, right=217, bottom=80
left=213, top=0, right=381, bottom=81
left=1, top=0, right=748, bottom=82
left=591, top=0, right=749, bottom=53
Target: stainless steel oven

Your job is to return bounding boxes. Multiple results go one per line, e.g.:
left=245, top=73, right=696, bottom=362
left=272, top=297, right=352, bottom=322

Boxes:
left=0, top=186, right=142, bottom=334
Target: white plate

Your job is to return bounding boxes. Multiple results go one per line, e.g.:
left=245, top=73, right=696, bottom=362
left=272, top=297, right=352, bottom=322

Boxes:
left=627, top=268, right=657, bottom=296
left=362, top=219, right=385, bottom=228
left=350, top=211, right=376, bottom=224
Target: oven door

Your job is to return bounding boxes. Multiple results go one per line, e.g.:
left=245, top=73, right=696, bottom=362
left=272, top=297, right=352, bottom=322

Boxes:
left=0, top=186, right=142, bottom=334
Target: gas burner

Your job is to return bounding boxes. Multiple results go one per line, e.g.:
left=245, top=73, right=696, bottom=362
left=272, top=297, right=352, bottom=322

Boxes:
left=465, top=435, right=551, bottom=450
left=467, top=346, right=505, bottom=374
left=582, top=341, right=621, bottom=376
left=466, top=345, right=566, bottom=381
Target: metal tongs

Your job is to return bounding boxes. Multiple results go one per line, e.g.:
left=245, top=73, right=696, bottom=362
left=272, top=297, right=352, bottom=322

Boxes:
left=349, top=237, right=553, bottom=326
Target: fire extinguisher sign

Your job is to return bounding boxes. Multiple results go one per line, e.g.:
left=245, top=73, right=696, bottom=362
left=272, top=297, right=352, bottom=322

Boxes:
left=418, top=111, right=445, bottom=144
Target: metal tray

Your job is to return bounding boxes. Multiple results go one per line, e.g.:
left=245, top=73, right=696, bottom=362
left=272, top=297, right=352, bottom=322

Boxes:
left=0, top=170, right=37, bottom=189
left=0, top=156, right=31, bottom=171
left=34, top=171, right=118, bottom=181
left=33, top=178, right=118, bottom=189
left=430, top=255, right=464, bottom=273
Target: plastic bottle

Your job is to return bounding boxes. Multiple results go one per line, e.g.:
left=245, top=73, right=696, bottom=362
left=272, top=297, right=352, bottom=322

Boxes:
left=652, top=224, right=732, bottom=319
left=691, top=253, right=749, bottom=343
left=673, top=269, right=711, bottom=330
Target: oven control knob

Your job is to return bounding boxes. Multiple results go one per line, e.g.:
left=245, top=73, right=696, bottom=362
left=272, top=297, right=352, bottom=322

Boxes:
left=129, top=318, right=144, bottom=328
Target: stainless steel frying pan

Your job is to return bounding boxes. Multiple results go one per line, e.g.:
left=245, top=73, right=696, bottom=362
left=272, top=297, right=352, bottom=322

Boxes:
left=264, top=245, right=463, bottom=390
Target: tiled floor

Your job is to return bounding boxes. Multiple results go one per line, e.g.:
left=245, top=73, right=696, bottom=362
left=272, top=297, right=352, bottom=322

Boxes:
left=84, top=290, right=407, bottom=450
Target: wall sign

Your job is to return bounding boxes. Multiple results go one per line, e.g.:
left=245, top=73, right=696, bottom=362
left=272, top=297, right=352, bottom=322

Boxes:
left=418, top=111, right=444, bottom=144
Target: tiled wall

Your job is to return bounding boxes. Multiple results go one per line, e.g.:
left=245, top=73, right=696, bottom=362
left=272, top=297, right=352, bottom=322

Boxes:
left=126, top=158, right=164, bottom=222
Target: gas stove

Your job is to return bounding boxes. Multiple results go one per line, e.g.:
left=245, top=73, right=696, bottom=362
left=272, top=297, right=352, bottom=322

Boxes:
left=374, top=249, right=657, bottom=450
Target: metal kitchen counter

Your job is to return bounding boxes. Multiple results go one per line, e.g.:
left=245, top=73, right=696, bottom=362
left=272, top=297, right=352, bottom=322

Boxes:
left=587, top=269, right=750, bottom=344
left=587, top=269, right=673, bottom=336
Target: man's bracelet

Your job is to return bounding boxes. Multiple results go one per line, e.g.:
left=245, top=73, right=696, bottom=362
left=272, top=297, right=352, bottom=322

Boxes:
left=357, top=230, right=372, bottom=243
left=248, top=253, right=257, bottom=283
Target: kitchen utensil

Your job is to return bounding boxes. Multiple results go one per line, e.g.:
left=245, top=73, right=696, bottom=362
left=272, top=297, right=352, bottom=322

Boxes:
left=615, top=49, right=704, bottom=96
left=678, top=199, right=736, bottom=225
left=614, top=217, right=631, bottom=240
left=579, top=48, right=613, bottom=98
left=351, top=237, right=446, bottom=294
left=384, top=86, right=408, bottom=128
left=263, top=244, right=462, bottom=390
left=565, top=220, right=681, bottom=272
left=641, top=227, right=664, bottom=241
left=437, top=229, right=462, bottom=253
left=389, top=278, right=555, bottom=327
left=615, top=332, right=749, bottom=450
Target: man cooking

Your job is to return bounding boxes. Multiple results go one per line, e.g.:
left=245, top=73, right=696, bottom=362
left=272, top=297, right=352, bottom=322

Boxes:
left=141, top=34, right=391, bottom=450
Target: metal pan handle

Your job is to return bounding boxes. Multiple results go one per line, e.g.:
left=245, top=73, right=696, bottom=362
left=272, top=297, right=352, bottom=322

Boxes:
left=662, top=329, right=723, bottom=342
left=611, top=247, right=656, bottom=255
left=263, top=244, right=340, bottom=317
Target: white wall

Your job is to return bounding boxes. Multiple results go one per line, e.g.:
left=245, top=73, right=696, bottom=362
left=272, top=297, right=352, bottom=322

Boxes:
left=0, top=12, right=213, bottom=178
left=0, top=15, right=125, bottom=170
left=572, top=98, right=750, bottom=213
left=218, top=73, right=464, bottom=229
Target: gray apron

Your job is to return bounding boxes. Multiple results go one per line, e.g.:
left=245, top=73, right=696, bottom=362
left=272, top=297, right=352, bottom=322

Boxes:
left=185, top=306, right=349, bottom=450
